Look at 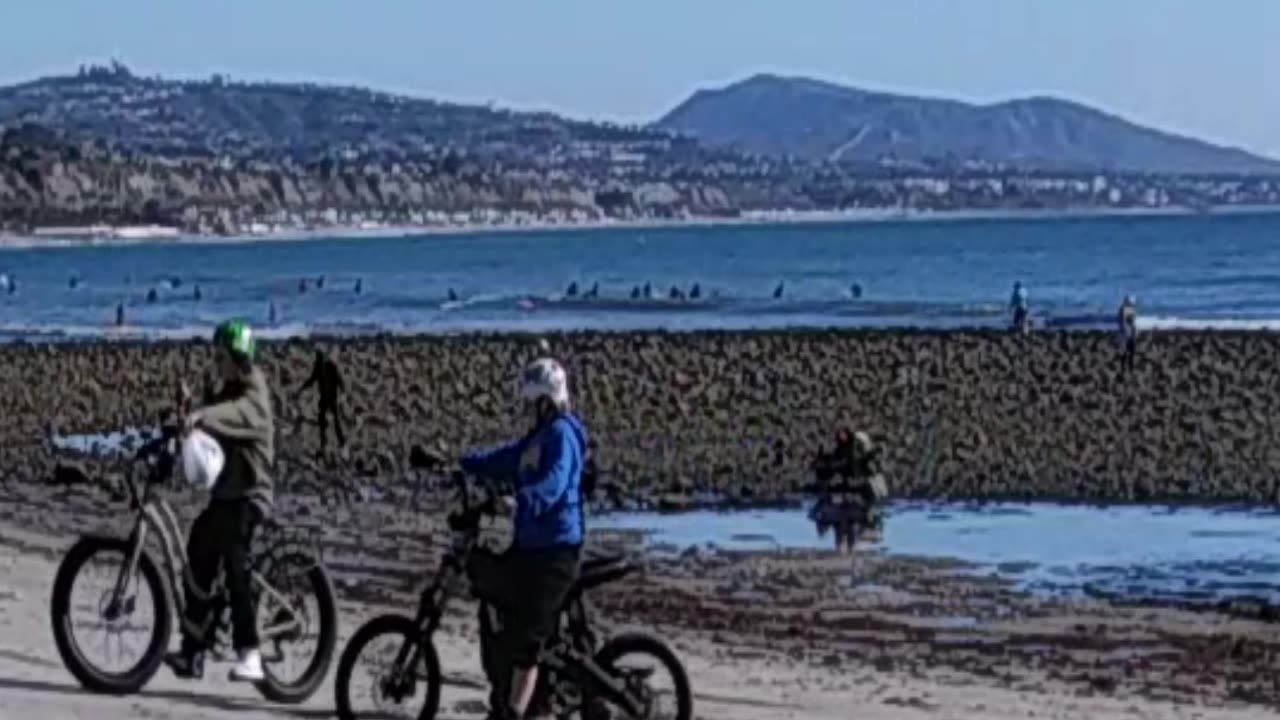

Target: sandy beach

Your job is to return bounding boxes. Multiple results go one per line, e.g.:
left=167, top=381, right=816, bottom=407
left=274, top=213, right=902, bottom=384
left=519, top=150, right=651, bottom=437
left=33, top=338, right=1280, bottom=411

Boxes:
left=6, top=204, right=1280, bottom=251
left=0, top=472, right=1277, bottom=720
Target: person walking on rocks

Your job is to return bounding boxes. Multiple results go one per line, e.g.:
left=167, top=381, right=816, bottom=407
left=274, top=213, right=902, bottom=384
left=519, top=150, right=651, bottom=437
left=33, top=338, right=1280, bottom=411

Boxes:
left=461, top=357, right=587, bottom=720
left=1117, top=294, right=1138, bottom=373
left=165, top=318, right=274, bottom=683
left=810, top=427, right=889, bottom=553
left=296, top=348, right=346, bottom=452
left=1009, top=281, right=1030, bottom=334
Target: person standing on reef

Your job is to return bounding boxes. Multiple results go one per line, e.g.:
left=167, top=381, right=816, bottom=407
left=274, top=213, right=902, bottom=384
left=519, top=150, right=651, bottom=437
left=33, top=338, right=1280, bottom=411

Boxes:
left=810, top=427, right=889, bottom=553
left=1009, top=281, right=1030, bottom=334
left=296, top=349, right=347, bottom=453
left=1118, top=294, right=1138, bottom=373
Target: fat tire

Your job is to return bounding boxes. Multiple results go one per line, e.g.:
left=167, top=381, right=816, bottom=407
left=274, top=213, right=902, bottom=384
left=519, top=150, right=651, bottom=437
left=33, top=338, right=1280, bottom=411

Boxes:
left=334, top=614, right=442, bottom=720
left=50, top=536, right=172, bottom=695
left=593, top=632, right=693, bottom=720
left=254, top=555, right=339, bottom=704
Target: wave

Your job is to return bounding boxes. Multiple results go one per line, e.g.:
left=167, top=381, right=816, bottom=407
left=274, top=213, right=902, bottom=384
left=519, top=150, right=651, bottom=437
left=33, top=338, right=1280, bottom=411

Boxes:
left=1171, top=272, right=1280, bottom=289
left=1137, top=316, right=1280, bottom=331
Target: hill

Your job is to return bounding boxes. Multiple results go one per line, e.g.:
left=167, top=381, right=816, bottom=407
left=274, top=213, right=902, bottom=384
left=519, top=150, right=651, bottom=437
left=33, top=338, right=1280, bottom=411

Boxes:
left=654, top=74, right=1280, bottom=175
left=1, top=66, right=1278, bottom=234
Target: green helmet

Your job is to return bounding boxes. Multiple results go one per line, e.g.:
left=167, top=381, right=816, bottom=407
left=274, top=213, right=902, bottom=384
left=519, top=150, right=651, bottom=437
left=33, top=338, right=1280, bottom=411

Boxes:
left=213, top=318, right=255, bottom=360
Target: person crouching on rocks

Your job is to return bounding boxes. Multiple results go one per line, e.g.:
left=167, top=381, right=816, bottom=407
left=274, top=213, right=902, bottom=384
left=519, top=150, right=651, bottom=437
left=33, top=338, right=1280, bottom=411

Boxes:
left=810, top=427, right=889, bottom=553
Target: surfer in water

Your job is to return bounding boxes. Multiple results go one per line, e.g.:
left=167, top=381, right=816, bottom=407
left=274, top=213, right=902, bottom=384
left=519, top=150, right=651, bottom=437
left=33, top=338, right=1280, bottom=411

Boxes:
left=268, top=301, right=278, bottom=326
left=354, top=278, right=363, bottom=295
left=630, top=286, right=641, bottom=300
left=1118, top=294, right=1138, bottom=373
left=298, top=278, right=308, bottom=294
left=316, top=275, right=326, bottom=290
left=447, top=288, right=458, bottom=303
left=193, top=284, right=202, bottom=301
left=669, top=285, right=685, bottom=301
left=565, top=281, right=579, bottom=298
left=146, top=288, right=159, bottom=304
left=1009, top=281, right=1029, bottom=334
left=773, top=282, right=785, bottom=299
left=690, top=283, right=701, bottom=300
left=115, top=302, right=125, bottom=327
left=69, top=276, right=80, bottom=290
left=643, top=282, right=653, bottom=299
left=850, top=282, right=863, bottom=299
left=583, top=281, right=599, bottom=299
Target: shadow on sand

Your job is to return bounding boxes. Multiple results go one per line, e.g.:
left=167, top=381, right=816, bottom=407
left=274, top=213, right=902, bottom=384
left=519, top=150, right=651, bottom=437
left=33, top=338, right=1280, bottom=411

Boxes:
left=0, top=674, right=333, bottom=718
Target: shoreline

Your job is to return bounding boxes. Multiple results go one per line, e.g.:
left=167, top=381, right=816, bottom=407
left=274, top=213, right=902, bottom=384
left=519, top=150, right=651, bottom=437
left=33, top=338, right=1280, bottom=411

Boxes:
left=3, top=202, right=1280, bottom=251
left=6, top=321, right=1280, bottom=348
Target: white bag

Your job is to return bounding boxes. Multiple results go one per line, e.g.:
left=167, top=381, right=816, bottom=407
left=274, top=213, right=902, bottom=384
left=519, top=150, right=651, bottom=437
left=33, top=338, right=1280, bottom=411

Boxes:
left=182, top=429, right=225, bottom=491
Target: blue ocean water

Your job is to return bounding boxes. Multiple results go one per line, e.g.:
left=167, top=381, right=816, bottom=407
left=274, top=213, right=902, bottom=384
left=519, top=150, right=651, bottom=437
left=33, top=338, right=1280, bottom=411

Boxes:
left=3, top=212, right=1280, bottom=340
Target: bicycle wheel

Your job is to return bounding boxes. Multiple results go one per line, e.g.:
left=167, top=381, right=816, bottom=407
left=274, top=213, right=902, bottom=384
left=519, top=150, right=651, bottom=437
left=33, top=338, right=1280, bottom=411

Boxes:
left=335, top=614, right=441, bottom=720
left=253, top=552, right=339, bottom=704
left=592, top=633, right=693, bottom=720
left=50, top=536, right=172, bottom=694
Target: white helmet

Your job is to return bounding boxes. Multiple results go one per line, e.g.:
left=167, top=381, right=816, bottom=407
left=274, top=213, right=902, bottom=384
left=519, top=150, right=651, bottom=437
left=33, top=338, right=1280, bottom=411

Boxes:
left=519, top=357, right=570, bottom=408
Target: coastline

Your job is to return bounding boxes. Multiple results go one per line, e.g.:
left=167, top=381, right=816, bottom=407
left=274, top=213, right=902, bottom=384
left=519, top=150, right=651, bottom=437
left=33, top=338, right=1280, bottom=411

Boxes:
left=3, top=202, right=1280, bottom=251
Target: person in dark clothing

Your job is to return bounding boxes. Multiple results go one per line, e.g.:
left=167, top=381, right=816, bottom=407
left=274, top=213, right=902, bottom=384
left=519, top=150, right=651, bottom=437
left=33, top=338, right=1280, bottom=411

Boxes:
left=462, top=358, right=586, bottom=720
left=1117, top=294, right=1138, bottom=373
left=809, top=428, right=888, bottom=553
left=165, top=318, right=275, bottom=682
left=1009, top=281, right=1029, bottom=334
left=296, top=349, right=346, bottom=452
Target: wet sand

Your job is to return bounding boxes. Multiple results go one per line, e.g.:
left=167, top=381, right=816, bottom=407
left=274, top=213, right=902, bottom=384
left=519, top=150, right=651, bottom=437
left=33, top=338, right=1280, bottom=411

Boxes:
left=4, top=329, right=1280, bottom=504
left=1, top=473, right=1278, bottom=719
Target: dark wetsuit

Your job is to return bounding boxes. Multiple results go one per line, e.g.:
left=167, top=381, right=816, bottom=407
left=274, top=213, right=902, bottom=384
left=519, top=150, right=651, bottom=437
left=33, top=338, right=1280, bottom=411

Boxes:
left=298, top=352, right=346, bottom=450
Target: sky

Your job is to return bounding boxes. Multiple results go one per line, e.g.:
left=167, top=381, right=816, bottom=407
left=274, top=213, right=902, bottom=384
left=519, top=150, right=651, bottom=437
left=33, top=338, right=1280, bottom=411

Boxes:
left=3, top=1, right=1278, bottom=158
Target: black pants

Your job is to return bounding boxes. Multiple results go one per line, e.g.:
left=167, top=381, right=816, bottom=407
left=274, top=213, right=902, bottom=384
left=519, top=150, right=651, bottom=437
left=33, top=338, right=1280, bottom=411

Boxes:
left=470, top=545, right=580, bottom=706
left=317, top=399, right=345, bottom=450
left=182, top=499, right=261, bottom=652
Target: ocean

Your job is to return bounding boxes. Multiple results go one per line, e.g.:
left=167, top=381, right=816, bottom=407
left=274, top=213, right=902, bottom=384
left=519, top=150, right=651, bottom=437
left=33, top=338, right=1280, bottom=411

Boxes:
left=2, top=212, right=1280, bottom=341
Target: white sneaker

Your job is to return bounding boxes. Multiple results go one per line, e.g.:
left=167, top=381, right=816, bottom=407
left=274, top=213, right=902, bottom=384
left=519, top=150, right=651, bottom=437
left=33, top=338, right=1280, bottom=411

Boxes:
left=229, top=648, right=265, bottom=682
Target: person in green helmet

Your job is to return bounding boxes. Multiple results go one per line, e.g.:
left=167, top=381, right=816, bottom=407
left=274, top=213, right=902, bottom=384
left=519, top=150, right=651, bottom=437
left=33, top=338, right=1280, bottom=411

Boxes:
left=165, top=318, right=275, bottom=683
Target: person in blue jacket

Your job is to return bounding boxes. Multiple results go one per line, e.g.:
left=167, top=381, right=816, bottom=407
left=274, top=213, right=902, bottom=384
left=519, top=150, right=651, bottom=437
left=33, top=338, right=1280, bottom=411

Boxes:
left=462, top=357, right=586, bottom=720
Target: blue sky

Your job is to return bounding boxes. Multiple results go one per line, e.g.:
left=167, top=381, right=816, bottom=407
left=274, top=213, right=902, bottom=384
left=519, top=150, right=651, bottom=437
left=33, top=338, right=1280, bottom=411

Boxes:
left=3, top=1, right=1277, bottom=157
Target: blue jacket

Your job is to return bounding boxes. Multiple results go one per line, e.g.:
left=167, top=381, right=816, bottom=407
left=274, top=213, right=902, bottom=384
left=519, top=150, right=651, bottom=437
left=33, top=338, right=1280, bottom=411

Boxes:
left=461, top=412, right=586, bottom=550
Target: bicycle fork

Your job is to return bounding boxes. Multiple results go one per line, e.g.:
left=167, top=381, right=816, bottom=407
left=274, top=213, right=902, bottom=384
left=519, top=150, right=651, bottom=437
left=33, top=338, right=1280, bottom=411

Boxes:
left=105, top=522, right=150, bottom=621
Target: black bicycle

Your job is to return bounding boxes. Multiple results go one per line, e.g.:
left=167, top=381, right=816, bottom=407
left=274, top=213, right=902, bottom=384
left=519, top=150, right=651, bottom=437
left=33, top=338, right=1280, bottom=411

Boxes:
left=334, top=456, right=692, bottom=720
left=49, top=423, right=338, bottom=703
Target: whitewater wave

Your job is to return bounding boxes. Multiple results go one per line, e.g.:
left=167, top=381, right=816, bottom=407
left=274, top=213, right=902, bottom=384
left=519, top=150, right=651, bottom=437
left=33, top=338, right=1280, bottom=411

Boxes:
left=1137, top=316, right=1280, bottom=331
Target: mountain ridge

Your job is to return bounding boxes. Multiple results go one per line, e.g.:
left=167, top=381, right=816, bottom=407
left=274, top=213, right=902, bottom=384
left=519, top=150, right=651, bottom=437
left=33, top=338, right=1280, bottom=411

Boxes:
left=655, top=73, right=1280, bottom=175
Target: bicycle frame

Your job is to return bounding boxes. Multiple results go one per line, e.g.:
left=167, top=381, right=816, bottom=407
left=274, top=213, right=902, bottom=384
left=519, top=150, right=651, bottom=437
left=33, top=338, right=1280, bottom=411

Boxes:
left=107, top=453, right=303, bottom=648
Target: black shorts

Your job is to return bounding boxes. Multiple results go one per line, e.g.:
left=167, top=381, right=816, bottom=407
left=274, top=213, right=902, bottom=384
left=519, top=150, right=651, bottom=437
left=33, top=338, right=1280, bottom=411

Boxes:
left=469, top=545, right=581, bottom=667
